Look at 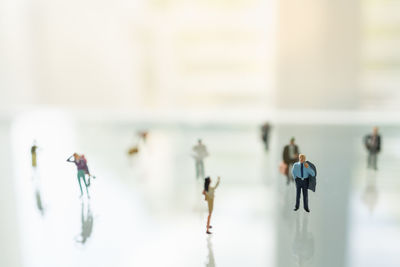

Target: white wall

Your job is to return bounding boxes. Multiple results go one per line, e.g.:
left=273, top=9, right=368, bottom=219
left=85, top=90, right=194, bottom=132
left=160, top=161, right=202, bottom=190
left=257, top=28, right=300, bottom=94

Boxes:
left=0, top=0, right=275, bottom=113
left=275, top=0, right=361, bottom=110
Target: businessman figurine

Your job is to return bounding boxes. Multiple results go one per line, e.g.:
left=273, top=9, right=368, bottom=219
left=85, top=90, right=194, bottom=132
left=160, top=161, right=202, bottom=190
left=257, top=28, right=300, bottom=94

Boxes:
left=292, top=154, right=315, bottom=212
left=283, top=137, right=300, bottom=184
left=364, top=127, right=381, bottom=170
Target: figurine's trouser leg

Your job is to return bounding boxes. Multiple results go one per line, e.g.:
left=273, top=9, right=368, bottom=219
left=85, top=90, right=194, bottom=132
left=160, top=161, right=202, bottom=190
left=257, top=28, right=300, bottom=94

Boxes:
left=199, top=161, right=204, bottom=179
left=302, top=179, right=309, bottom=210
left=195, top=161, right=200, bottom=178
left=295, top=178, right=309, bottom=209
left=295, top=178, right=301, bottom=208
left=370, top=153, right=378, bottom=170
left=296, top=178, right=310, bottom=209
left=196, top=160, right=204, bottom=178
left=207, top=199, right=213, bottom=231
left=77, top=170, right=88, bottom=195
left=367, top=153, right=372, bottom=168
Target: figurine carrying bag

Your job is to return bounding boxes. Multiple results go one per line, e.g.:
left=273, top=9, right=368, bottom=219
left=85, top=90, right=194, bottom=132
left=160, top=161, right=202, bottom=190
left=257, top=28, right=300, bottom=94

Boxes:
left=306, top=161, right=317, bottom=192
left=279, top=161, right=289, bottom=176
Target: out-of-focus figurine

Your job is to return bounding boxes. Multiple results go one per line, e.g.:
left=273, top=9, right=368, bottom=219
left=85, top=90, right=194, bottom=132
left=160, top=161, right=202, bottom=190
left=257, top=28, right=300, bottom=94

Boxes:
left=364, top=127, right=381, bottom=170
left=138, top=130, right=149, bottom=143
left=127, top=131, right=148, bottom=157
left=31, top=140, right=38, bottom=168
left=67, top=153, right=93, bottom=198
left=292, top=154, right=316, bottom=213
left=192, top=139, right=209, bottom=179
left=202, top=176, right=220, bottom=234
left=282, top=137, right=300, bottom=184
left=128, top=146, right=139, bottom=156
left=261, top=123, right=271, bottom=151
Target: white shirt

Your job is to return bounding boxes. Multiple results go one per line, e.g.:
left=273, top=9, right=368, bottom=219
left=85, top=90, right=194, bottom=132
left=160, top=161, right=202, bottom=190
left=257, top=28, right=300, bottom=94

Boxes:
left=193, top=144, right=209, bottom=160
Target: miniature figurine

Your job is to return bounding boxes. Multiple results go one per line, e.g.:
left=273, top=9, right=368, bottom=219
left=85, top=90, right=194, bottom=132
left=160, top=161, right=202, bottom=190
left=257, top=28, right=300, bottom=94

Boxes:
left=292, top=154, right=315, bottom=212
left=138, top=130, right=149, bottom=143
left=261, top=123, right=271, bottom=151
left=364, top=126, right=381, bottom=170
left=282, top=137, right=300, bottom=184
left=203, top=176, right=220, bottom=234
left=192, top=139, right=209, bottom=179
left=31, top=140, right=38, bottom=168
left=67, top=153, right=91, bottom=198
left=127, top=131, right=147, bottom=157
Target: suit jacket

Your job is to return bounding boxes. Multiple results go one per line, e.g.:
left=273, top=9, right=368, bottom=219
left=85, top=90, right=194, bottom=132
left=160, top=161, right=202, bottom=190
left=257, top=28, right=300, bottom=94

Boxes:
left=283, top=145, right=299, bottom=164
left=307, top=161, right=317, bottom=192
left=364, top=134, right=381, bottom=153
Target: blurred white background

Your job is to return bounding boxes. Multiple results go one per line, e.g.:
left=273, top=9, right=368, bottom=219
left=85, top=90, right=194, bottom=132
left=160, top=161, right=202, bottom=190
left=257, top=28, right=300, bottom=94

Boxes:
left=1, top=0, right=400, bottom=267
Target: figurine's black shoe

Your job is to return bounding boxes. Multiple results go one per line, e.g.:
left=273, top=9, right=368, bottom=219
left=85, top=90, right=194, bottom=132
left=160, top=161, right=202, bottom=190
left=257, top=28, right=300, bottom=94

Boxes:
left=206, top=231, right=212, bottom=235
left=304, top=208, right=310, bottom=212
left=209, top=226, right=212, bottom=229
left=294, top=207, right=299, bottom=211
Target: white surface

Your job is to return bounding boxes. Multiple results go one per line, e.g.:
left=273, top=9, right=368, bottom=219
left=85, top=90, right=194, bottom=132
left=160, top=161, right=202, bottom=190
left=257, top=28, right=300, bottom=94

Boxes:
left=1, top=117, right=400, bottom=267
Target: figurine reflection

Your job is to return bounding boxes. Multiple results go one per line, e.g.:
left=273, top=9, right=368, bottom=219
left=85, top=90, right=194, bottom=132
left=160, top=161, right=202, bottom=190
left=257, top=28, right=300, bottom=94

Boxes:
left=76, top=201, right=93, bottom=244
left=205, top=236, right=216, bottom=267
left=292, top=214, right=314, bottom=267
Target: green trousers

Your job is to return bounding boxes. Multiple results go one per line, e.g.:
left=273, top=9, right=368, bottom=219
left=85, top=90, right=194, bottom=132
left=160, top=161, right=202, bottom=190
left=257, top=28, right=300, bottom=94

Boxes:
left=77, top=170, right=89, bottom=196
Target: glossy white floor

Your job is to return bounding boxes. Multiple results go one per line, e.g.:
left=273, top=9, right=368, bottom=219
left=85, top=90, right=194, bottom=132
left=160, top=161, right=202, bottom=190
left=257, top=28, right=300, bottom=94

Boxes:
left=2, top=115, right=400, bottom=267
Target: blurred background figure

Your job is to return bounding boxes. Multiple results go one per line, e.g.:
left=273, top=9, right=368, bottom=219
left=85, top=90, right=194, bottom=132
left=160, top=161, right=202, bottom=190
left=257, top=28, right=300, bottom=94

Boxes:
left=261, top=122, right=271, bottom=151
left=31, top=140, right=38, bottom=169
left=127, top=146, right=139, bottom=157
left=76, top=200, right=93, bottom=245
left=364, top=127, right=381, bottom=170
left=282, top=137, right=300, bottom=184
left=127, top=131, right=148, bottom=157
left=138, top=130, right=149, bottom=143
left=192, top=139, right=209, bottom=180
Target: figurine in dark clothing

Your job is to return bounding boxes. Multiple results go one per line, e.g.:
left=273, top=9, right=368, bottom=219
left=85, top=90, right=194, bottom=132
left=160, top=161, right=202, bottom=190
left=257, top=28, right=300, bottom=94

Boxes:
left=282, top=137, right=300, bottom=184
left=292, top=154, right=315, bottom=212
left=364, top=127, right=381, bottom=170
left=261, top=123, right=271, bottom=151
